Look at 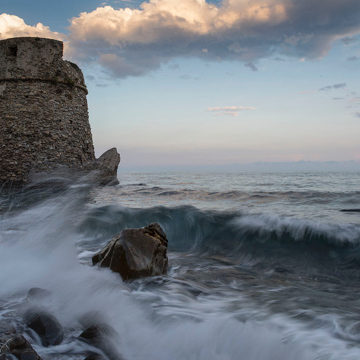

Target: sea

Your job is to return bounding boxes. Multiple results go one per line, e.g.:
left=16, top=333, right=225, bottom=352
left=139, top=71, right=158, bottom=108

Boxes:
left=1, top=170, right=360, bottom=360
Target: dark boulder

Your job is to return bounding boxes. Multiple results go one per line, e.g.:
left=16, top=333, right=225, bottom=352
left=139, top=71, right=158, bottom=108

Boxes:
left=84, top=354, right=107, bottom=360
left=92, top=223, right=168, bottom=281
left=23, top=309, right=64, bottom=347
left=0, top=334, right=42, bottom=360
left=79, top=324, right=123, bottom=360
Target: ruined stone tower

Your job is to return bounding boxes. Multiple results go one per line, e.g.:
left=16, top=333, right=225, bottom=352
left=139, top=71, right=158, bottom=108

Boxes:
left=0, top=37, right=96, bottom=186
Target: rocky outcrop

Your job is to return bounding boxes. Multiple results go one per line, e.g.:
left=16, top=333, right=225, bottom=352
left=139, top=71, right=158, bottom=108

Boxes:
left=92, top=223, right=168, bottom=281
left=23, top=309, right=64, bottom=347
left=92, top=148, right=121, bottom=186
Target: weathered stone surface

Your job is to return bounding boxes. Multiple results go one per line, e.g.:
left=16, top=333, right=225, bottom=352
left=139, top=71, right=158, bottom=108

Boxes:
left=92, top=223, right=168, bottom=281
left=93, top=148, right=121, bottom=186
left=0, top=37, right=95, bottom=186
left=0, top=37, right=120, bottom=187
left=0, top=334, right=42, bottom=360
left=23, top=309, right=64, bottom=347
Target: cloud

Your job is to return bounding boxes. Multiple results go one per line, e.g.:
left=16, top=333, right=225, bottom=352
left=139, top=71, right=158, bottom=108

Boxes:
left=179, top=74, right=200, bottom=80
left=349, top=97, right=360, bottom=104
left=2, top=0, right=360, bottom=79
left=245, top=62, right=258, bottom=71
left=333, top=83, right=347, bottom=89
left=207, top=106, right=255, bottom=117
left=0, top=13, right=63, bottom=40
left=342, top=36, right=358, bottom=45
left=348, top=56, right=360, bottom=61
left=65, top=0, right=360, bottom=78
left=319, top=83, right=347, bottom=91
left=355, top=112, right=360, bottom=118
left=273, top=57, right=286, bottom=62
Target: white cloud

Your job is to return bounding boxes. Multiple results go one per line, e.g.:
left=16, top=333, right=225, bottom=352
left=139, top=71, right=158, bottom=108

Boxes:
left=0, top=13, right=63, bottom=41
left=64, top=0, right=360, bottom=78
left=2, top=0, right=360, bottom=79
left=207, top=106, right=256, bottom=117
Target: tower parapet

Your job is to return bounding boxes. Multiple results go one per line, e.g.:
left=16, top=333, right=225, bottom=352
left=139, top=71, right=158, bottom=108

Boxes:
left=0, top=37, right=99, bottom=186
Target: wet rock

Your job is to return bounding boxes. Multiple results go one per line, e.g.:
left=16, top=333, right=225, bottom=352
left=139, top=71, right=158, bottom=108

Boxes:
left=92, top=148, right=120, bottom=186
left=84, top=354, right=106, bottom=360
left=23, top=309, right=64, bottom=347
left=0, top=334, right=42, bottom=360
left=79, top=324, right=123, bottom=360
left=92, top=223, right=168, bottom=281
left=0, top=322, right=17, bottom=347
left=26, top=289, right=52, bottom=304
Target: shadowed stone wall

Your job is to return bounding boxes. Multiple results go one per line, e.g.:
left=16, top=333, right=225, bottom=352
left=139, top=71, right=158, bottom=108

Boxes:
left=0, top=37, right=96, bottom=186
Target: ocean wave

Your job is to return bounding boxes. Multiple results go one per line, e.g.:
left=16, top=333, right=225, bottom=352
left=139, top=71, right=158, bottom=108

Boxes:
left=78, top=204, right=360, bottom=279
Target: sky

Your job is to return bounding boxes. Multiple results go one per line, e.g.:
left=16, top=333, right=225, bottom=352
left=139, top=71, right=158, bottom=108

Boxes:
left=1, top=0, right=360, bottom=170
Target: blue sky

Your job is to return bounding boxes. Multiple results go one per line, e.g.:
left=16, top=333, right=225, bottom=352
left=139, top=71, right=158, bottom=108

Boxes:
left=1, top=0, right=360, bottom=170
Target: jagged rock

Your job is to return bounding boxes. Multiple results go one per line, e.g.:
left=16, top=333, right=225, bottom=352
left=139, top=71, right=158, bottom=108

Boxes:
left=92, top=148, right=121, bottom=186
left=92, top=223, right=168, bottom=281
left=79, top=324, right=123, bottom=360
left=23, top=309, right=64, bottom=347
left=0, top=334, right=42, bottom=360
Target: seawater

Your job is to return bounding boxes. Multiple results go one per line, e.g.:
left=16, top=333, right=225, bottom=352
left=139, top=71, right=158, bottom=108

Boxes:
left=1, top=171, right=360, bottom=360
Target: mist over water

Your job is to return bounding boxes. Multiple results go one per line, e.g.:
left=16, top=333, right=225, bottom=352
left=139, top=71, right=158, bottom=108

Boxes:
left=1, top=171, right=360, bottom=359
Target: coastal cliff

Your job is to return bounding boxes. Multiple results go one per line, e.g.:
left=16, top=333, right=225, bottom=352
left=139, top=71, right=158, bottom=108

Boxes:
left=0, top=37, right=119, bottom=187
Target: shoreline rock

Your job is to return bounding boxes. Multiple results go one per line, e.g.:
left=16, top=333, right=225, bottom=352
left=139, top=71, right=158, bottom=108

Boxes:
left=79, top=323, right=123, bottom=360
left=93, top=223, right=169, bottom=281
left=23, top=308, right=64, bottom=347
left=0, top=334, right=42, bottom=360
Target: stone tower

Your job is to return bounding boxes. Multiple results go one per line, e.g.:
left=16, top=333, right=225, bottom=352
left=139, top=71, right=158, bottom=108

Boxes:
left=0, top=37, right=96, bottom=186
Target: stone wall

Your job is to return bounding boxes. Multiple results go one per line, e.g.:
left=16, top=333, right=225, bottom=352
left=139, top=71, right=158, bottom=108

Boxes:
left=0, top=37, right=97, bottom=186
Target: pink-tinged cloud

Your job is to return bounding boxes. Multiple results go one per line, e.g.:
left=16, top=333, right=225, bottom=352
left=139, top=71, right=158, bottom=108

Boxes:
left=207, top=106, right=256, bottom=116
left=2, top=0, right=360, bottom=79
left=0, top=14, right=64, bottom=41
left=65, top=0, right=360, bottom=78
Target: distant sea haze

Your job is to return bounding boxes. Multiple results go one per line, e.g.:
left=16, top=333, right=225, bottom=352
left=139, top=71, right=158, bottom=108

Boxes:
left=119, top=160, right=360, bottom=172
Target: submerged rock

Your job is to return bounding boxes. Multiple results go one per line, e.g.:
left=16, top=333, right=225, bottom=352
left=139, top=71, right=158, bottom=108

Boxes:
left=26, top=288, right=52, bottom=304
left=79, top=324, right=123, bottom=360
left=92, top=223, right=168, bottom=281
left=23, top=309, right=64, bottom=347
left=0, top=334, right=42, bottom=360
